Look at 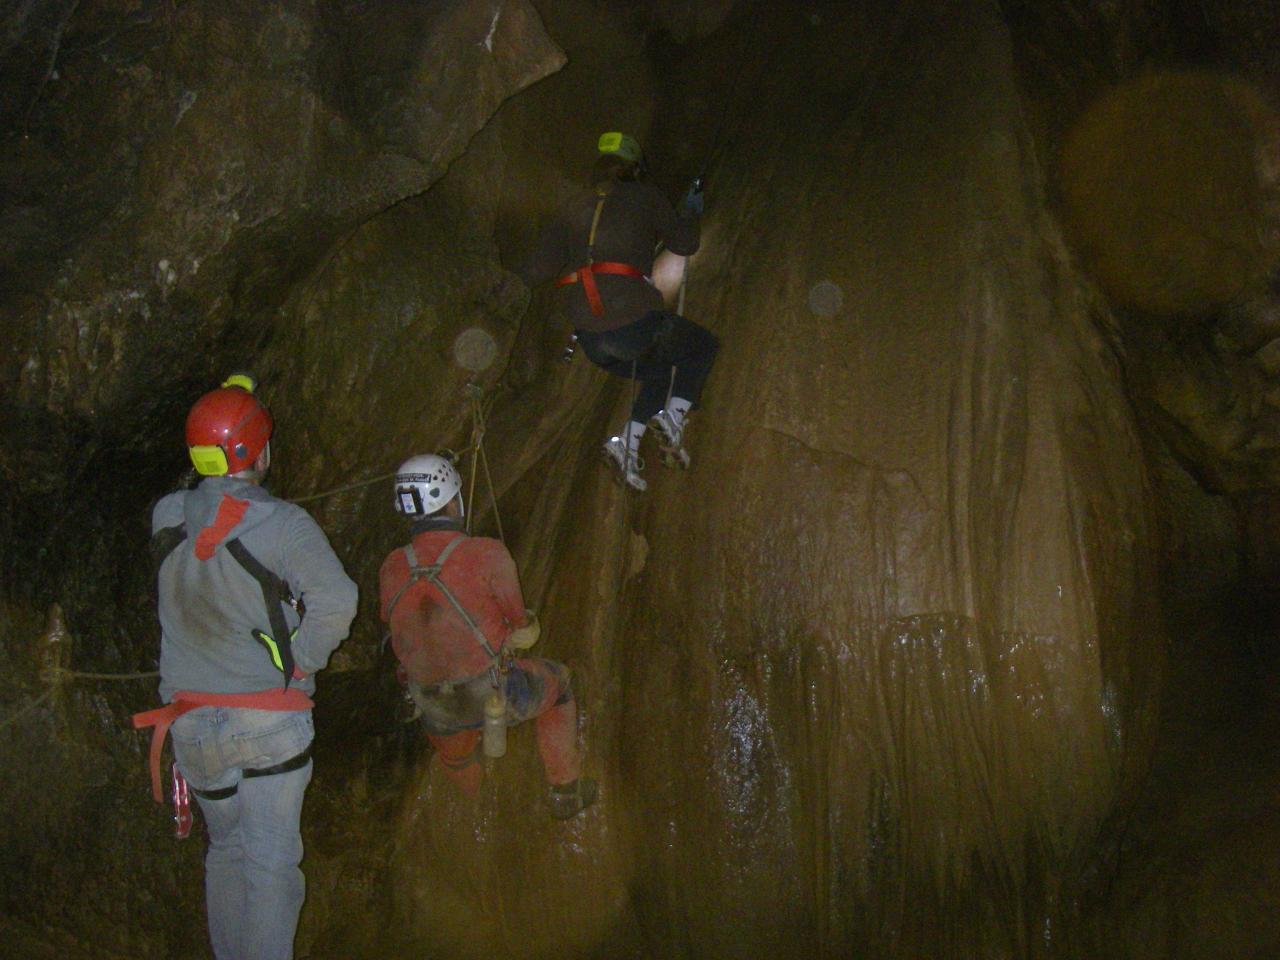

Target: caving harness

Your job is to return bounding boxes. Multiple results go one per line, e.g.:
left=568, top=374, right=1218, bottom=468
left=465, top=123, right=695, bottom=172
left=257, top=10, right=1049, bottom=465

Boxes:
left=384, top=533, right=510, bottom=755
left=132, top=514, right=313, bottom=838
left=165, top=747, right=314, bottom=839
left=555, top=187, right=647, bottom=316
left=136, top=693, right=314, bottom=839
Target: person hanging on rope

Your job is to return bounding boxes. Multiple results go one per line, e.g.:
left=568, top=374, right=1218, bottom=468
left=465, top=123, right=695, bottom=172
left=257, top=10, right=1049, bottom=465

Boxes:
left=133, top=373, right=358, bottom=960
left=378, top=454, right=597, bottom=819
left=518, top=131, right=719, bottom=492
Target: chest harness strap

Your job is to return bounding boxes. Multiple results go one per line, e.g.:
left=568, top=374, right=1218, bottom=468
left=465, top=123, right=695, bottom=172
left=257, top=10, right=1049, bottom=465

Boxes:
left=225, top=539, right=297, bottom=686
left=555, top=189, right=646, bottom=316
left=385, top=534, right=499, bottom=663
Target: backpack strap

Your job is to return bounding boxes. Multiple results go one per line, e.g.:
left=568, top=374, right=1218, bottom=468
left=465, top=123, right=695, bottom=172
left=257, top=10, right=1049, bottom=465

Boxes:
left=225, top=539, right=297, bottom=688
left=386, top=534, right=499, bottom=661
left=150, top=523, right=188, bottom=569
left=581, top=191, right=609, bottom=316
left=150, top=521, right=300, bottom=688
left=586, top=188, right=608, bottom=260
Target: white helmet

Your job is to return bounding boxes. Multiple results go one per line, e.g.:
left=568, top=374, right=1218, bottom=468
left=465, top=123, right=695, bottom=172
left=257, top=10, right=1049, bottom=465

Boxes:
left=393, top=454, right=463, bottom=517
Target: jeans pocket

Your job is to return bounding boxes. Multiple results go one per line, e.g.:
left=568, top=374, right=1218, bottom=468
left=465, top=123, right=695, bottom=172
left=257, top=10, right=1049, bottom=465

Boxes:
left=230, top=711, right=313, bottom=769
left=171, top=711, right=223, bottom=787
left=172, top=736, right=222, bottom=789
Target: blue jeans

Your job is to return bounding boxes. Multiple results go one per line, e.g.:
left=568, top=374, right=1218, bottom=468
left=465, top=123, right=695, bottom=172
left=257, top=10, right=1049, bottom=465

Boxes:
left=171, top=707, right=314, bottom=960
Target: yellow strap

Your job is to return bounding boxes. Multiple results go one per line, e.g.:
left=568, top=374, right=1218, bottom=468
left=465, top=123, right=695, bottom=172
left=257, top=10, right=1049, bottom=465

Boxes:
left=586, top=190, right=608, bottom=264
left=253, top=629, right=285, bottom=672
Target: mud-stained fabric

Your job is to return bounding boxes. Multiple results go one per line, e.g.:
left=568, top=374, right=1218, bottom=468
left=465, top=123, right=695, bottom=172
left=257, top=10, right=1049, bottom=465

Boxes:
left=378, top=530, right=527, bottom=685
left=381, top=531, right=582, bottom=790
left=153, top=476, right=358, bottom=700
left=416, top=660, right=580, bottom=792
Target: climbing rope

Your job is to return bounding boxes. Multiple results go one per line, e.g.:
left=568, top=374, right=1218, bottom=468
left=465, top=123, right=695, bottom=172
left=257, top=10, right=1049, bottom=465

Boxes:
left=0, top=666, right=158, bottom=730
left=0, top=385, right=504, bottom=734
left=0, top=688, right=54, bottom=731
left=613, top=359, right=642, bottom=594
left=676, top=256, right=689, bottom=317
left=667, top=260, right=686, bottom=415
left=289, top=471, right=398, bottom=505
left=50, top=667, right=159, bottom=681
left=0, top=384, right=511, bottom=739
left=464, top=383, right=505, bottom=542
left=289, top=386, right=506, bottom=541
left=694, top=20, right=790, bottom=182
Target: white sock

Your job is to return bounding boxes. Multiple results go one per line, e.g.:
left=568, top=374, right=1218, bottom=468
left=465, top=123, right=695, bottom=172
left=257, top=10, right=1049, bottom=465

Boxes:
left=666, top=397, right=692, bottom=428
left=621, top=420, right=646, bottom=453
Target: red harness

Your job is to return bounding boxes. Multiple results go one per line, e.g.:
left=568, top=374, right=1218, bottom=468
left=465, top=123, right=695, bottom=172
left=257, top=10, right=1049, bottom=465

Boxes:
left=556, top=261, right=646, bottom=316
left=132, top=687, right=314, bottom=803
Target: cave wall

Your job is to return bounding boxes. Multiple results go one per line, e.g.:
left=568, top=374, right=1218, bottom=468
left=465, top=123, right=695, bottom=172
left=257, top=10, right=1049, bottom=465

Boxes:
left=0, top=1, right=564, bottom=954
left=617, top=3, right=1160, bottom=954
left=6, top=0, right=1275, bottom=957
left=1004, top=0, right=1280, bottom=498
left=380, top=3, right=1164, bottom=957
left=0, top=0, right=564, bottom=630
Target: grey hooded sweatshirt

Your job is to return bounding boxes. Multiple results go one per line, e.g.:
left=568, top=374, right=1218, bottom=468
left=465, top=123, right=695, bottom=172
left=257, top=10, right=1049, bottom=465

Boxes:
left=153, top=476, right=358, bottom=702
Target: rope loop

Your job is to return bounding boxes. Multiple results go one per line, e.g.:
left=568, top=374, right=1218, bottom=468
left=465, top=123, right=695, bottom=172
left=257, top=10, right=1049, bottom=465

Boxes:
left=464, top=383, right=505, bottom=542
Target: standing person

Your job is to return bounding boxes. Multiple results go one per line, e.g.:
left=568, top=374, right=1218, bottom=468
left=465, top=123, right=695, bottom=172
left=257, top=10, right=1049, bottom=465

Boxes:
left=519, top=131, right=720, bottom=492
left=134, top=374, right=358, bottom=960
left=378, top=453, right=596, bottom=819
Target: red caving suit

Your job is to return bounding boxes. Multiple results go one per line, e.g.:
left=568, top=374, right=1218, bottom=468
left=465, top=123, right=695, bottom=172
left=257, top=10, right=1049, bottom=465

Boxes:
left=379, top=520, right=580, bottom=796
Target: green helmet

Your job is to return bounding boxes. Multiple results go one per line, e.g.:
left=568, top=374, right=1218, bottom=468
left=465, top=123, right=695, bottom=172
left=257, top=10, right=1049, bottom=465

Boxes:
left=597, top=131, right=643, bottom=166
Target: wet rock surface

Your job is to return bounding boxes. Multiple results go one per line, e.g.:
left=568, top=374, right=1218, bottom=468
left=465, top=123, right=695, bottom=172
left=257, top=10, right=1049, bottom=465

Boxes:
left=1, top=1, right=1279, bottom=958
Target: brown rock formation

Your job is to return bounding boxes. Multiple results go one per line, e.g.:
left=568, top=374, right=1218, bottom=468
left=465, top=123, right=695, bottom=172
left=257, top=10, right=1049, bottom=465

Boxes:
left=376, top=4, right=1162, bottom=957
left=4, top=1, right=1280, bottom=958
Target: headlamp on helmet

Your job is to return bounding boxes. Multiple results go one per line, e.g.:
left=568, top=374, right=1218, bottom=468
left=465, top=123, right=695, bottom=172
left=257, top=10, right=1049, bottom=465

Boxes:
left=185, top=375, right=273, bottom=477
left=394, top=453, right=463, bottom=517
left=597, top=131, right=643, bottom=167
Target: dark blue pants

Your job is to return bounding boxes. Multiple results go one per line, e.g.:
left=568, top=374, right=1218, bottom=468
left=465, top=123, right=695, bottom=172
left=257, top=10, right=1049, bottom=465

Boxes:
left=576, top=311, right=720, bottom=423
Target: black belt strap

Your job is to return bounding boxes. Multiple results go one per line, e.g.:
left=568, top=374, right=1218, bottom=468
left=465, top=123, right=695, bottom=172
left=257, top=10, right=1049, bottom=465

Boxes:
left=192, top=784, right=238, bottom=801
left=225, top=539, right=297, bottom=688
left=191, top=743, right=313, bottom=801
left=150, top=523, right=188, bottom=569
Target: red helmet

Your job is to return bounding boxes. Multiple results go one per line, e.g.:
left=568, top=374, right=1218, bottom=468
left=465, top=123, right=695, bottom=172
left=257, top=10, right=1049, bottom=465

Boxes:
left=185, top=381, right=273, bottom=476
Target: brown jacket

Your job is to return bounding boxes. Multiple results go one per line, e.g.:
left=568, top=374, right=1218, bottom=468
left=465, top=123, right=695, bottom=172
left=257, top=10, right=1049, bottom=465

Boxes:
left=520, top=180, right=700, bottom=332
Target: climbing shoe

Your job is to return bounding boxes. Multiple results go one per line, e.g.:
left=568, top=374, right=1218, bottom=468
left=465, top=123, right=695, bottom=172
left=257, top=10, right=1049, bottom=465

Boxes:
left=648, top=409, right=690, bottom=469
left=548, top=777, right=598, bottom=820
left=602, top=437, right=647, bottom=492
